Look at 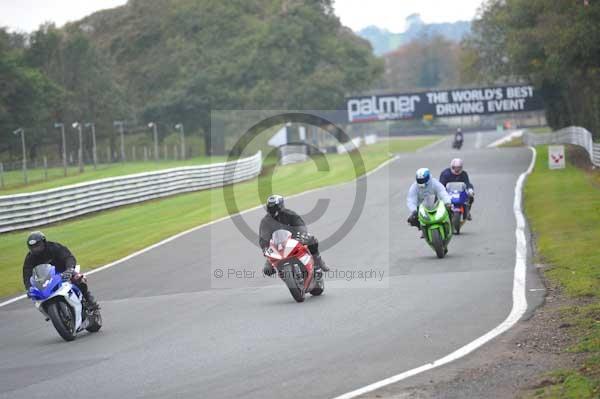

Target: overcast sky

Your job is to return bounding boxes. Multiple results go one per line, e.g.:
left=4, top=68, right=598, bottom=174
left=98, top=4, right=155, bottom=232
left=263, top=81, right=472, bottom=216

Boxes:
left=0, top=0, right=484, bottom=33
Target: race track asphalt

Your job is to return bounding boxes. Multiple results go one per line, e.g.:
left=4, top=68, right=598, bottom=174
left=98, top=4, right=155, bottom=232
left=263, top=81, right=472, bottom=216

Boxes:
left=0, top=130, right=543, bottom=399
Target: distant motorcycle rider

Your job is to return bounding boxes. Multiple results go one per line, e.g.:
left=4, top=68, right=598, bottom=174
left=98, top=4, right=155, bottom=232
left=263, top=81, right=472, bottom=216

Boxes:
left=259, top=195, right=329, bottom=276
left=439, top=158, right=475, bottom=220
left=455, top=128, right=464, bottom=142
left=453, top=128, right=464, bottom=149
left=406, top=168, right=452, bottom=230
left=22, top=231, right=100, bottom=311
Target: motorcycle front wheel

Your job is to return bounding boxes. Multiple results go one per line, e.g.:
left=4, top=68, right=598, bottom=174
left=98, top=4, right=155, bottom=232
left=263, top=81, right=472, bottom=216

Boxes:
left=430, top=229, right=446, bottom=259
left=281, top=264, right=306, bottom=303
left=47, top=301, right=76, bottom=341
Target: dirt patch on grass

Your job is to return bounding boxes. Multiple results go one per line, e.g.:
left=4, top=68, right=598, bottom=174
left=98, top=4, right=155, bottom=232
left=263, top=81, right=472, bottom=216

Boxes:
left=565, top=145, right=595, bottom=171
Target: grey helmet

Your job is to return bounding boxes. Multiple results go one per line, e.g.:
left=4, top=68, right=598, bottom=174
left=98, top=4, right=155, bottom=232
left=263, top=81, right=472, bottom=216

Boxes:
left=27, top=231, right=46, bottom=255
left=266, top=195, right=284, bottom=217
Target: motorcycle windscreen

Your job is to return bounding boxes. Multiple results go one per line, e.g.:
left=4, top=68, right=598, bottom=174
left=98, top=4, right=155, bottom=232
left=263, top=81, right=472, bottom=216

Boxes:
left=272, top=229, right=292, bottom=248
left=422, top=194, right=438, bottom=211
left=31, top=264, right=56, bottom=292
left=445, top=182, right=466, bottom=192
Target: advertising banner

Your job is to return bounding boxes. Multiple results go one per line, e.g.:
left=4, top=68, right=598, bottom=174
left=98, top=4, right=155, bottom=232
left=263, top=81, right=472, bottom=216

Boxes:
left=346, top=85, right=544, bottom=123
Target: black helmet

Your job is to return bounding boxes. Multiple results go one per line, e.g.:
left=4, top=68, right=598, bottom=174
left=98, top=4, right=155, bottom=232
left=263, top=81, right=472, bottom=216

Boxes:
left=27, top=231, right=46, bottom=255
left=266, top=195, right=284, bottom=217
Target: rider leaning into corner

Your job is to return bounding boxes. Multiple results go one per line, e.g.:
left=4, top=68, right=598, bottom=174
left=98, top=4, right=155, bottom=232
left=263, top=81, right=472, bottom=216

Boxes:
left=439, top=158, right=475, bottom=220
left=22, top=231, right=100, bottom=311
left=259, top=195, right=330, bottom=276
left=406, top=168, right=452, bottom=233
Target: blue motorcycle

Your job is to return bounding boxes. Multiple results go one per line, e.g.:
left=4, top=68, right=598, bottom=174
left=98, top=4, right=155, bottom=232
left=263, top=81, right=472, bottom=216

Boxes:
left=446, top=182, right=469, bottom=234
left=28, top=264, right=102, bottom=341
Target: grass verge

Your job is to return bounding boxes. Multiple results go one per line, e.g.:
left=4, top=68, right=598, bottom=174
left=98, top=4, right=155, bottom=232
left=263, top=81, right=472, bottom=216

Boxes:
left=0, top=137, right=438, bottom=298
left=528, top=126, right=552, bottom=134
left=0, top=156, right=226, bottom=195
left=522, top=145, right=600, bottom=398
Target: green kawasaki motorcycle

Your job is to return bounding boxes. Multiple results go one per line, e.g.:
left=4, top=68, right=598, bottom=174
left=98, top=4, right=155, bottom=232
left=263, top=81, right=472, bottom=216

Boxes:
left=418, top=195, right=453, bottom=258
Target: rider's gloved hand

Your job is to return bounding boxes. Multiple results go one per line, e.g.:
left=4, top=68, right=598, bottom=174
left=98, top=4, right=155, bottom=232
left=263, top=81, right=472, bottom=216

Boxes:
left=61, top=269, right=75, bottom=282
left=293, top=231, right=309, bottom=244
left=407, top=210, right=418, bottom=226
left=467, top=188, right=475, bottom=197
left=445, top=203, right=453, bottom=214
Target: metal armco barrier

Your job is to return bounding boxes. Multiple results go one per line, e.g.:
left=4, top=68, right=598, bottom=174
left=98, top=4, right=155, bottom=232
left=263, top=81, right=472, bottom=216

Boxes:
left=0, top=152, right=262, bottom=233
left=279, top=145, right=309, bottom=165
left=337, top=137, right=363, bottom=154
left=523, top=126, right=600, bottom=166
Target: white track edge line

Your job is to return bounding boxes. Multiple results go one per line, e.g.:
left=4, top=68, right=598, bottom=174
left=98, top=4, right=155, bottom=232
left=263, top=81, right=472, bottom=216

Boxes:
left=331, top=146, right=537, bottom=399
left=416, top=136, right=448, bottom=152
left=1, top=154, right=399, bottom=308
left=487, top=130, right=524, bottom=148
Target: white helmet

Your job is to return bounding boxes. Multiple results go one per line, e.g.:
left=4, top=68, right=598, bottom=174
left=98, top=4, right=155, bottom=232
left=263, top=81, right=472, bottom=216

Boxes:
left=415, top=168, right=431, bottom=187
left=450, top=158, right=464, bottom=175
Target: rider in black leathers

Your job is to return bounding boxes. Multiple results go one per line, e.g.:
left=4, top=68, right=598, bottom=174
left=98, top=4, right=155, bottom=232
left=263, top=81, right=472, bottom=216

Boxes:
left=453, top=128, right=464, bottom=149
left=23, top=231, right=100, bottom=310
left=259, top=195, right=329, bottom=276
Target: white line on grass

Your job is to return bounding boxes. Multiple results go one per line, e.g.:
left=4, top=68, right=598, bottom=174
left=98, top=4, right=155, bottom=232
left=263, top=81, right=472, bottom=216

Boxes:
left=416, top=136, right=448, bottom=152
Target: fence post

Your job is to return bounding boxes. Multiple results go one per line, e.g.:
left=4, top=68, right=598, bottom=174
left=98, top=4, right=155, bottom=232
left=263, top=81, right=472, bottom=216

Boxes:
left=106, top=147, right=111, bottom=163
left=174, top=145, right=179, bottom=160
left=144, top=146, right=148, bottom=162
left=0, top=162, right=4, bottom=189
left=43, top=156, right=48, bottom=181
left=164, top=143, right=168, bottom=160
left=132, top=146, right=136, bottom=162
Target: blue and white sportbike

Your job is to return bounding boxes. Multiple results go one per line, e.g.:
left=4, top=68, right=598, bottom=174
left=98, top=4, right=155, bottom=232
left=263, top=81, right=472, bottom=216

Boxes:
left=28, top=264, right=102, bottom=341
left=446, top=182, right=469, bottom=235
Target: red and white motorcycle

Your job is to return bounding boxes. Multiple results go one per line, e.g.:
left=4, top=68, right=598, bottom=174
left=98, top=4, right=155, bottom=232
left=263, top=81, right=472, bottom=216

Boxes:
left=264, top=229, right=325, bottom=302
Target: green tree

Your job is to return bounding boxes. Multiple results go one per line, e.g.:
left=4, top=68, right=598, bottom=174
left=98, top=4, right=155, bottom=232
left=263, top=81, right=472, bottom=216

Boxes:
left=23, top=25, right=129, bottom=160
left=77, top=0, right=382, bottom=154
left=0, top=28, right=62, bottom=161
left=464, top=0, right=600, bottom=138
left=379, top=34, right=462, bottom=91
